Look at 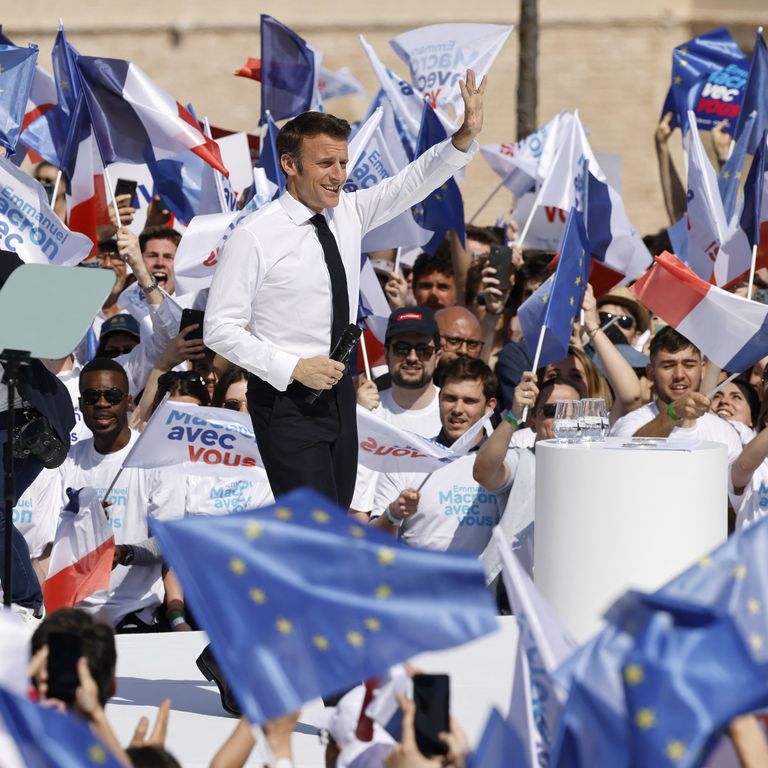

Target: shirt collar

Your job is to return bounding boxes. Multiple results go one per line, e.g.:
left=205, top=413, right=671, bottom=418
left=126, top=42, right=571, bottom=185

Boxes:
left=279, top=189, right=325, bottom=226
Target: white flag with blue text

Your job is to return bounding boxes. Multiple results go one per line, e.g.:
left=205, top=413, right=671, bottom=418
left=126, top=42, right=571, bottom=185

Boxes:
left=390, top=23, right=513, bottom=118
left=0, top=156, right=92, bottom=266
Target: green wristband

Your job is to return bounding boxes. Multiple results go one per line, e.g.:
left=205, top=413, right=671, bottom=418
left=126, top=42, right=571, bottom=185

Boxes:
left=667, top=402, right=681, bottom=421
left=504, top=410, right=520, bottom=428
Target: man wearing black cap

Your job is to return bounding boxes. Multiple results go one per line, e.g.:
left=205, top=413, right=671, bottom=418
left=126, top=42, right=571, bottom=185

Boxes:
left=97, top=314, right=141, bottom=359
left=350, top=307, right=443, bottom=517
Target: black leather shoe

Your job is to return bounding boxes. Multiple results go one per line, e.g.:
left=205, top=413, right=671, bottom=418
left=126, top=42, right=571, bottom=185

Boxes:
left=196, top=644, right=241, bottom=716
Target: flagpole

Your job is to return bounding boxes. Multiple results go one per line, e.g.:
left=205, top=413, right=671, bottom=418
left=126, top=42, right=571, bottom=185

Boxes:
left=102, top=164, right=122, bottom=228
left=468, top=173, right=511, bottom=224
left=516, top=180, right=548, bottom=250
left=359, top=330, right=372, bottom=381
left=580, top=157, right=589, bottom=326
left=204, top=116, right=228, bottom=212
left=707, top=370, right=740, bottom=399
left=520, top=325, right=547, bottom=422
left=393, top=247, right=402, bottom=275
left=747, top=243, right=759, bottom=299
left=51, top=170, right=63, bottom=209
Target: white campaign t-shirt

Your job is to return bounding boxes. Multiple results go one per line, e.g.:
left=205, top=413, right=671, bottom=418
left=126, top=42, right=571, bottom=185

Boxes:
left=610, top=402, right=742, bottom=463
left=372, top=452, right=514, bottom=555
left=184, top=471, right=274, bottom=517
left=13, top=467, right=63, bottom=558
left=730, top=461, right=768, bottom=530
left=351, top=387, right=442, bottom=513
left=58, top=431, right=185, bottom=626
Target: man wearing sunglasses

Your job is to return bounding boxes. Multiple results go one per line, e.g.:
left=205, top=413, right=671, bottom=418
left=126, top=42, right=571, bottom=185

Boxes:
left=596, top=287, right=650, bottom=347
left=57, top=358, right=184, bottom=632
left=350, top=307, right=443, bottom=518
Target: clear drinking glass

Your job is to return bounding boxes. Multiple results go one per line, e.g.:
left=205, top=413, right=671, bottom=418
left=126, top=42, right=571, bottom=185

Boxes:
left=579, top=398, right=609, bottom=441
left=553, top=400, right=582, bottom=443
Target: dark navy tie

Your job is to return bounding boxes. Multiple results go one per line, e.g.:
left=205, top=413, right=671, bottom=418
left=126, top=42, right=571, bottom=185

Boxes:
left=310, top=213, right=349, bottom=350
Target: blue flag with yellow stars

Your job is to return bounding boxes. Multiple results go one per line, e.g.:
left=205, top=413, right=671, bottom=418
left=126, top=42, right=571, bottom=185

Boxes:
left=621, top=592, right=768, bottom=768
left=411, top=100, right=465, bottom=255
left=0, top=686, right=124, bottom=767
left=0, top=42, right=38, bottom=154
left=150, top=487, right=498, bottom=723
left=517, top=206, right=590, bottom=368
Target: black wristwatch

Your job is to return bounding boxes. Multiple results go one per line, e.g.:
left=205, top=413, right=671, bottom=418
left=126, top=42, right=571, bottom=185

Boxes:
left=122, top=545, right=136, bottom=566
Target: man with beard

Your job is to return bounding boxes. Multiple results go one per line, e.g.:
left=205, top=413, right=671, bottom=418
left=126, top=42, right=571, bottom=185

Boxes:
left=350, top=307, right=442, bottom=517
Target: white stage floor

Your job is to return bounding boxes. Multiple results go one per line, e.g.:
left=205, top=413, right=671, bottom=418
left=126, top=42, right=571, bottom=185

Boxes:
left=107, top=618, right=519, bottom=766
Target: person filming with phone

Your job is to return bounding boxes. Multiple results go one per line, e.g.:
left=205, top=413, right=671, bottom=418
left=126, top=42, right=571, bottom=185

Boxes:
left=205, top=69, right=488, bottom=507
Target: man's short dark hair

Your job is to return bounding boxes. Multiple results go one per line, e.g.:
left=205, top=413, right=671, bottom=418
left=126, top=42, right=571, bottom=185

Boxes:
left=139, top=226, right=181, bottom=252
left=80, top=357, right=129, bottom=392
left=465, top=225, right=502, bottom=248
left=31, top=608, right=117, bottom=706
left=276, top=111, right=351, bottom=172
left=439, top=357, right=497, bottom=401
left=412, top=242, right=455, bottom=287
left=649, top=326, right=700, bottom=362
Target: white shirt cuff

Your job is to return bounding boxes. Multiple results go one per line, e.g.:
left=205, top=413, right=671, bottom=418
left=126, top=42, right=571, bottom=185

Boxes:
left=267, top=350, right=301, bottom=391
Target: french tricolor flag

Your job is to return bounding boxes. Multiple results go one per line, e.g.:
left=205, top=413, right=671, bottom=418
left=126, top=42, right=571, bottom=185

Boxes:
left=631, top=251, right=768, bottom=372
left=42, top=487, right=115, bottom=616
left=75, top=56, right=228, bottom=176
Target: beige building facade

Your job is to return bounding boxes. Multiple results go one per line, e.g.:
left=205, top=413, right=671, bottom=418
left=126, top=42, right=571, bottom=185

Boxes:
left=3, top=1, right=766, bottom=236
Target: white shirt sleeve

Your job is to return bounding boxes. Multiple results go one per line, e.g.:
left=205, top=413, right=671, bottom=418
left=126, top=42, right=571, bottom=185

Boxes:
left=203, top=227, right=299, bottom=391
left=353, top=138, right=478, bottom=235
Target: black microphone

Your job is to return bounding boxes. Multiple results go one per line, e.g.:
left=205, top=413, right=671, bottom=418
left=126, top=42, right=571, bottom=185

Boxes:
left=304, top=324, right=363, bottom=403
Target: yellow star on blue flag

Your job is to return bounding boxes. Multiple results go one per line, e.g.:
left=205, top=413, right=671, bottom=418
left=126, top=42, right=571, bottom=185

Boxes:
left=150, top=487, right=497, bottom=724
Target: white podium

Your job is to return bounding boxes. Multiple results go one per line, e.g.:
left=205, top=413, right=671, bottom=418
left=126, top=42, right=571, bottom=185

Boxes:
left=534, top=438, right=728, bottom=642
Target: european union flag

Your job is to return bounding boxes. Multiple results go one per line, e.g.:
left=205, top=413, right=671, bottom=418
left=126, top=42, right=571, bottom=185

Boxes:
left=0, top=42, right=38, bottom=154
left=733, top=32, right=768, bottom=155
left=411, top=101, right=465, bottom=254
left=52, top=25, right=80, bottom=118
left=719, top=110, right=755, bottom=222
left=150, top=488, right=498, bottom=724
left=739, top=130, right=767, bottom=248
left=468, top=708, right=527, bottom=768
left=621, top=593, right=768, bottom=768
left=517, top=207, right=590, bottom=368
left=0, top=686, right=123, bottom=767
left=260, top=15, right=318, bottom=123
left=259, top=110, right=285, bottom=196
left=658, top=513, right=768, bottom=668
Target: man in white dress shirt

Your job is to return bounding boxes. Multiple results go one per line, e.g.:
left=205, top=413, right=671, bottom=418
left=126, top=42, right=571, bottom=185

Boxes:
left=205, top=70, right=487, bottom=508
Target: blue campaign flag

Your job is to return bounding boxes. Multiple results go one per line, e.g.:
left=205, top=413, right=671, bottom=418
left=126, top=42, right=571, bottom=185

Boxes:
left=667, top=27, right=747, bottom=136
left=260, top=15, right=319, bottom=123
left=150, top=487, right=498, bottom=724
left=719, top=110, right=755, bottom=222
left=621, top=593, right=768, bottom=768
left=468, top=708, right=528, bottom=768
left=733, top=32, right=768, bottom=155
left=0, top=42, right=38, bottom=154
left=739, top=130, right=767, bottom=248
left=0, top=685, right=124, bottom=767
left=259, top=110, right=285, bottom=196
left=517, top=207, right=590, bottom=368
left=411, top=101, right=465, bottom=254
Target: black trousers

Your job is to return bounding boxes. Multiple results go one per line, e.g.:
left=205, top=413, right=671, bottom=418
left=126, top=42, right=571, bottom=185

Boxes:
left=247, top=374, right=357, bottom=509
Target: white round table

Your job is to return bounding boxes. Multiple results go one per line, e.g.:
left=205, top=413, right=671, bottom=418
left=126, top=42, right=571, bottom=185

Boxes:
left=534, top=438, right=727, bottom=642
